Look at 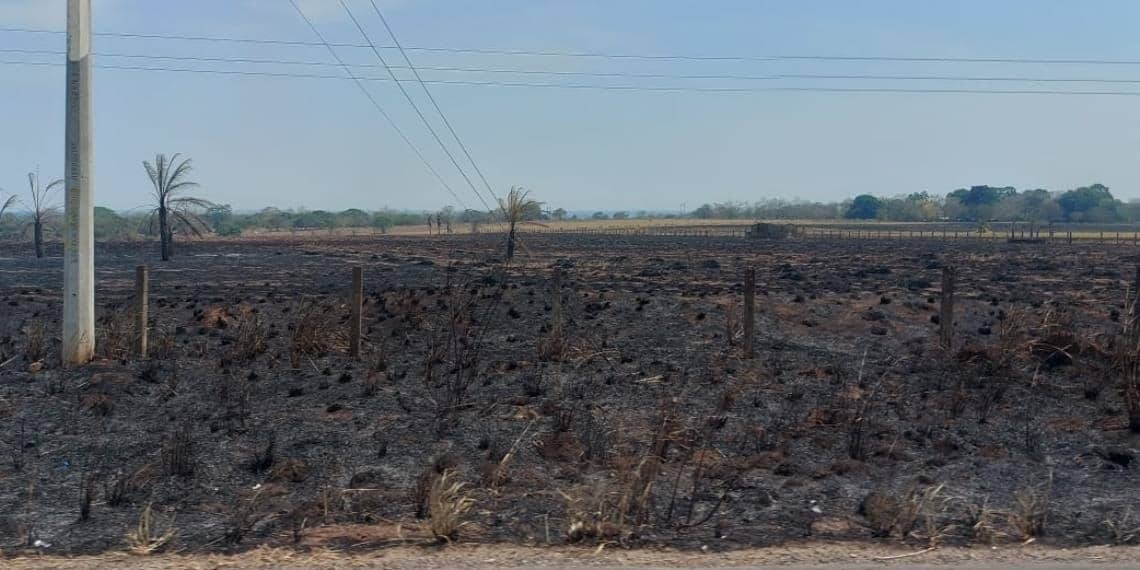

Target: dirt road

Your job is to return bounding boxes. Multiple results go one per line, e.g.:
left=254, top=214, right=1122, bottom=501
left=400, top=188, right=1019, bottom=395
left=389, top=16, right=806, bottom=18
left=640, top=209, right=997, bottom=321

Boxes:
left=6, top=544, right=1140, bottom=569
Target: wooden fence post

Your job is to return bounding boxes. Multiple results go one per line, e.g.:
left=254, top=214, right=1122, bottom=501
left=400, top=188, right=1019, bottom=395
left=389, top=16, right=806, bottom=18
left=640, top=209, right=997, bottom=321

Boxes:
left=743, top=268, right=755, bottom=358
left=940, top=265, right=956, bottom=350
left=552, top=266, right=563, bottom=333
left=350, top=266, right=363, bottom=359
left=135, top=265, right=148, bottom=358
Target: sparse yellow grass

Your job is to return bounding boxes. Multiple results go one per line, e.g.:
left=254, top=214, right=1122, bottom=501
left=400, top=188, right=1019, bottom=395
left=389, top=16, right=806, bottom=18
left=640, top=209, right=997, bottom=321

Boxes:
left=125, top=503, right=176, bottom=555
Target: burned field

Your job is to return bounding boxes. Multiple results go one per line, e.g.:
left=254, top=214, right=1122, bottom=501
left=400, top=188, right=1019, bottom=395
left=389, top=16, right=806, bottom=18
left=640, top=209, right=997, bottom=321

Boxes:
left=1, top=234, right=1139, bottom=555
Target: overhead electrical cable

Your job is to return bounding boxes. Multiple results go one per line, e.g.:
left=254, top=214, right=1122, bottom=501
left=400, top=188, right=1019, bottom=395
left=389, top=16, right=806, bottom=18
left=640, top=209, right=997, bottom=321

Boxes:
left=367, top=0, right=502, bottom=206
left=11, top=59, right=1140, bottom=96
left=7, top=26, right=1140, bottom=66
left=337, top=0, right=494, bottom=211
left=285, top=0, right=468, bottom=209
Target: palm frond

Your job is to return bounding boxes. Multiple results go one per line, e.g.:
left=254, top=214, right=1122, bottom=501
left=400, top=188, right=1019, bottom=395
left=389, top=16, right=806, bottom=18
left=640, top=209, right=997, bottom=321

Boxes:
left=169, top=196, right=214, bottom=210
left=138, top=209, right=159, bottom=236
left=167, top=155, right=193, bottom=185
left=166, top=181, right=202, bottom=196
left=0, top=194, right=17, bottom=218
left=27, top=171, right=62, bottom=215
left=170, top=209, right=209, bottom=237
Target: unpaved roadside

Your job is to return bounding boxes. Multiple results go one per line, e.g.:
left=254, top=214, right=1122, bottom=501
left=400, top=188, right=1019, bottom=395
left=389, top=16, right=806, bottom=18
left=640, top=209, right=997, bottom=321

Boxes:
left=6, top=543, right=1140, bottom=569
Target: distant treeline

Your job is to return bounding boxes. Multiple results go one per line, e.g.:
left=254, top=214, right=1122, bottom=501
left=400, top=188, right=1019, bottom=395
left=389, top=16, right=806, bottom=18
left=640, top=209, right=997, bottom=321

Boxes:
left=0, top=202, right=688, bottom=240
left=2, top=183, right=1135, bottom=241
left=692, top=184, right=1140, bottom=224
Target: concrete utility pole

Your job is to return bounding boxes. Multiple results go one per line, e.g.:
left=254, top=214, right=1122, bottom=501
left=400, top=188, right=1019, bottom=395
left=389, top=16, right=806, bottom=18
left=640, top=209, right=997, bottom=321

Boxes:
left=63, top=0, right=95, bottom=365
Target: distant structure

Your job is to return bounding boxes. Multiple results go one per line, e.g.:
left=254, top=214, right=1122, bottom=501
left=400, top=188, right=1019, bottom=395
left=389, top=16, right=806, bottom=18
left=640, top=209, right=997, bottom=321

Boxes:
left=745, top=222, right=794, bottom=239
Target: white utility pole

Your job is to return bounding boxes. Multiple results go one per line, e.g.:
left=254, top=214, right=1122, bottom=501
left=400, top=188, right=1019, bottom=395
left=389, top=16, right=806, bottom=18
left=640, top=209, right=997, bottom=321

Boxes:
left=63, top=0, right=95, bottom=364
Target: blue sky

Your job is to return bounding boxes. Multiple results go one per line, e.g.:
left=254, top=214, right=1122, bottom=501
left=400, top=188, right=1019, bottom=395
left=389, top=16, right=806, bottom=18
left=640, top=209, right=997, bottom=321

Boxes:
left=4, top=0, right=1140, bottom=212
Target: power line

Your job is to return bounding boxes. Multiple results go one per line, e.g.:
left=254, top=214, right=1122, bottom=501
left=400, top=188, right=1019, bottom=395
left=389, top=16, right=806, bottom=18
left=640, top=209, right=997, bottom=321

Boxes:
left=12, top=48, right=1140, bottom=85
left=285, top=0, right=468, bottom=210
left=368, top=0, right=501, bottom=207
left=7, top=25, right=1140, bottom=66
left=11, top=58, right=1140, bottom=96
left=0, top=26, right=772, bottom=61
left=338, top=0, right=493, bottom=211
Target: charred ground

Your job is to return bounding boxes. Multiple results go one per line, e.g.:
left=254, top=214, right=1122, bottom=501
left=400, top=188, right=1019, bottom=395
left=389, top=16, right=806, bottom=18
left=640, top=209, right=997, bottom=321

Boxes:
left=0, top=234, right=1138, bottom=555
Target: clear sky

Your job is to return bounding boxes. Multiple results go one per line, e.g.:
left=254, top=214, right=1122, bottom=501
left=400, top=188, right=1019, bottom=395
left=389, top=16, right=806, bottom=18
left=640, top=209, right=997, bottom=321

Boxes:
left=4, top=0, right=1140, bottom=212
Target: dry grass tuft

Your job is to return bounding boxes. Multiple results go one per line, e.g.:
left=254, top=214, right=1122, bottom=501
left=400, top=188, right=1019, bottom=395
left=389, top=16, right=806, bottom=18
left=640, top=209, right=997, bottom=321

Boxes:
left=1009, top=475, right=1052, bottom=540
left=289, top=301, right=342, bottom=368
left=22, top=320, right=47, bottom=364
left=560, top=479, right=637, bottom=545
left=962, top=497, right=1004, bottom=544
left=269, top=458, right=309, bottom=483
left=1104, top=506, right=1140, bottom=545
left=125, top=503, right=176, bottom=555
left=1115, top=281, right=1140, bottom=432
left=230, top=308, right=268, bottom=361
left=860, top=483, right=954, bottom=544
left=150, top=325, right=178, bottom=360
left=428, top=470, right=475, bottom=543
left=98, top=306, right=135, bottom=360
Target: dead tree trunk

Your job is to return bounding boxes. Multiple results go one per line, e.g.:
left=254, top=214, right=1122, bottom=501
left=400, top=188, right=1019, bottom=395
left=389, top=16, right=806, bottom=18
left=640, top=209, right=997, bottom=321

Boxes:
left=506, top=223, right=517, bottom=259
left=33, top=219, right=44, bottom=258
left=159, top=206, right=171, bottom=261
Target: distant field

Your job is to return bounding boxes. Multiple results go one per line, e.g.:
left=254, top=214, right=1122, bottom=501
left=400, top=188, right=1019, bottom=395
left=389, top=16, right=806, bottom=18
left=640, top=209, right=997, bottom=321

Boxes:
left=227, top=218, right=1140, bottom=243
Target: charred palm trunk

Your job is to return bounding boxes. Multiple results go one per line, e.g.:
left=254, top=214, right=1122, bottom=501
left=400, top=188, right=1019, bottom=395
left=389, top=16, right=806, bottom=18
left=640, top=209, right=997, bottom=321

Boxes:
left=33, top=218, right=44, bottom=258
left=159, top=206, right=171, bottom=261
left=506, top=222, right=517, bottom=259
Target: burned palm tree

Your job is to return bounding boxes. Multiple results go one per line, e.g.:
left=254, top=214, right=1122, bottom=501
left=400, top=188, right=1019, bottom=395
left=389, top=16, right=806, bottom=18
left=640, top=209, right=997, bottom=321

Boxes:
left=25, top=170, right=62, bottom=258
left=143, top=153, right=211, bottom=261
left=500, top=186, right=541, bottom=259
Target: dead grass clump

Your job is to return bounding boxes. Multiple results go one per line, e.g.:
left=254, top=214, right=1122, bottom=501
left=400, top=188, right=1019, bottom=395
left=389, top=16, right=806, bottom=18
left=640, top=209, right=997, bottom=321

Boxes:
left=537, top=329, right=568, bottom=362
left=224, top=488, right=266, bottom=545
left=1103, top=506, right=1140, bottom=545
left=125, top=503, right=176, bottom=555
left=289, top=301, right=342, bottom=368
left=428, top=470, right=475, bottom=543
left=576, top=407, right=613, bottom=464
left=105, top=464, right=156, bottom=507
left=150, top=325, right=177, bottom=360
left=412, top=454, right=460, bottom=518
left=1115, top=285, right=1140, bottom=432
left=230, top=308, right=268, bottom=361
left=560, top=479, right=636, bottom=545
left=269, top=459, right=309, bottom=483
left=859, top=483, right=954, bottom=544
left=248, top=432, right=275, bottom=474
left=79, top=394, right=114, bottom=417
left=962, top=497, right=1004, bottom=544
left=722, top=300, right=743, bottom=347
left=161, top=426, right=195, bottom=478
left=1009, top=475, right=1052, bottom=540
left=22, top=320, right=47, bottom=364
left=361, top=371, right=383, bottom=398
left=98, top=306, right=135, bottom=360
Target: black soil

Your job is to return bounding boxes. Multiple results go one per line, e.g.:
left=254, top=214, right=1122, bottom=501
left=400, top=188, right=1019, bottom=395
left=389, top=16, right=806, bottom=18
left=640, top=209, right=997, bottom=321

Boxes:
left=0, top=234, right=1138, bottom=554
